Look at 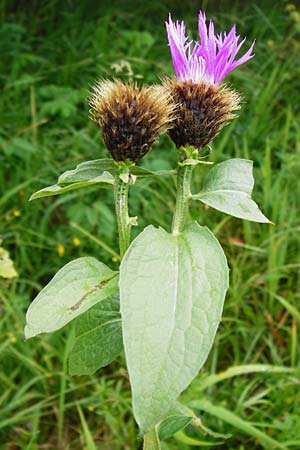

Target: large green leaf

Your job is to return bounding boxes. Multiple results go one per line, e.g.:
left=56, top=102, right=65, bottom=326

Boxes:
left=120, top=222, right=229, bottom=432
left=192, top=159, right=270, bottom=223
left=25, top=257, right=118, bottom=339
left=68, top=293, right=123, bottom=376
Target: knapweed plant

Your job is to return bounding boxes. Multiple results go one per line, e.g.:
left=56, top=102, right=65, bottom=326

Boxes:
left=25, top=12, right=269, bottom=449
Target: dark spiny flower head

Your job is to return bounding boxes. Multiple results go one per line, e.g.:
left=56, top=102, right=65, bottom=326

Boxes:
left=165, top=11, right=254, bottom=150
left=89, top=79, right=176, bottom=163
left=164, top=78, right=240, bottom=150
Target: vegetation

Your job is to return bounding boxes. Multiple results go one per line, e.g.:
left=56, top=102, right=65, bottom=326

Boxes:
left=1, top=1, right=300, bottom=448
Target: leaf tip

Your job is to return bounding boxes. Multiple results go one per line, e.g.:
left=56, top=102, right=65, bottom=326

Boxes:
left=24, top=324, right=35, bottom=340
left=260, top=215, right=273, bottom=225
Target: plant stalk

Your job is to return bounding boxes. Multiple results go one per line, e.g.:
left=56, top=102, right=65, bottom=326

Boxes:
left=114, top=174, right=132, bottom=258
left=143, top=429, right=161, bottom=450
left=172, top=163, right=193, bottom=235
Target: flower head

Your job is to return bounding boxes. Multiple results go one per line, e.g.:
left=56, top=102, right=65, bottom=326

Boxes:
left=164, top=78, right=240, bottom=150
left=166, top=11, right=255, bottom=85
left=89, top=80, right=175, bottom=163
left=164, top=11, right=252, bottom=150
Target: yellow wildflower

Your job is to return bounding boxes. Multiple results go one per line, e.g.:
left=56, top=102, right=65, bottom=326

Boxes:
left=72, top=237, right=81, bottom=247
left=7, top=332, right=17, bottom=344
left=57, top=244, right=65, bottom=256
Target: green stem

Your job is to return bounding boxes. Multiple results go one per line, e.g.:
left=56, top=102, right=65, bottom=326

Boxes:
left=172, top=163, right=193, bottom=235
left=143, top=429, right=161, bottom=450
left=114, top=174, right=131, bottom=258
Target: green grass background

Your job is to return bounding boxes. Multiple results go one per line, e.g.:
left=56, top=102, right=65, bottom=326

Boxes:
left=1, top=0, right=300, bottom=448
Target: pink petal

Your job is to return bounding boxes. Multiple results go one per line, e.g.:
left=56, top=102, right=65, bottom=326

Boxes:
left=166, top=11, right=255, bottom=84
left=166, top=15, right=190, bottom=80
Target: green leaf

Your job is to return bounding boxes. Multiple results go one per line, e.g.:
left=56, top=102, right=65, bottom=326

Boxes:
left=180, top=159, right=213, bottom=166
left=56, top=158, right=173, bottom=185
left=68, top=293, right=123, bottom=376
left=192, top=159, right=270, bottom=223
left=30, top=172, right=114, bottom=200
left=30, top=158, right=115, bottom=201
left=158, top=404, right=193, bottom=442
left=120, top=222, right=229, bottom=432
left=58, top=159, right=115, bottom=185
left=29, top=158, right=174, bottom=201
left=159, top=416, right=192, bottom=441
left=190, top=400, right=288, bottom=450
left=158, top=403, right=230, bottom=442
left=130, top=166, right=175, bottom=178
left=25, top=257, right=118, bottom=339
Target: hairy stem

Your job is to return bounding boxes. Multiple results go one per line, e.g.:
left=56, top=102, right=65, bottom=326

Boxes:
left=114, top=174, right=131, bottom=258
left=143, top=429, right=161, bottom=450
left=172, top=163, right=193, bottom=235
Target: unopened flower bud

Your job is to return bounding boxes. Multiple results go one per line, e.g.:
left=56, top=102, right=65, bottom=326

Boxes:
left=89, top=79, right=175, bottom=163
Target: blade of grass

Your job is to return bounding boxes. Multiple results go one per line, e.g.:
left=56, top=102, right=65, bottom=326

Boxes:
left=76, top=403, right=98, bottom=450
left=271, top=292, right=300, bottom=323
left=198, top=364, right=293, bottom=391
left=191, top=400, right=288, bottom=450
left=174, top=430, right=223, bottom=447
left=58, top=329, right=75, bottom=447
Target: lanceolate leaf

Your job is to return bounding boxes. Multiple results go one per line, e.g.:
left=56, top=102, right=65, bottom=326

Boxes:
left=29, top=158, right=174, bottom=201
left=192, top=159, right=270, bottom=223
left=58, top=158, right=115, bottom=185
left=30, top=172, right=114, bottom=200
left=25, top=257, right=118, bottom=339
left=68, top=293, right=123, bottom=376
left=159, top=415, right=192, bottom=441
left=158, top=403, right=193, bottom=441
left=130, top=166, right=175, bottom=178
left=158, top=402, right=230, bottom=442
left=57, top=158, right=174, bottom=182
left=120, top=222, right=229, bottom=432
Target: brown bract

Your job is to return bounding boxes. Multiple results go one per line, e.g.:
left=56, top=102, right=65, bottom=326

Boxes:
left=163, top=78, right=241, bottom=150
left=89, top=79, right=176, bottom=163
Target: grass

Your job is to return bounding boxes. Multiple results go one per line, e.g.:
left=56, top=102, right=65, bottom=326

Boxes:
left=1, top=0, right=300, bottom=448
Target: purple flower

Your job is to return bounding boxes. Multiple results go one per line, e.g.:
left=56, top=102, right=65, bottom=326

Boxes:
left=166, top=11, right=255, bottom=85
